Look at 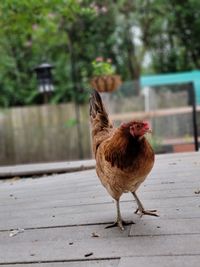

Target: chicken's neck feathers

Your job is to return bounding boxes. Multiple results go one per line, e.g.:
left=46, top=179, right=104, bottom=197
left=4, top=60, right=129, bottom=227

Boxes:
left=104, top=128, right=154, bottom=170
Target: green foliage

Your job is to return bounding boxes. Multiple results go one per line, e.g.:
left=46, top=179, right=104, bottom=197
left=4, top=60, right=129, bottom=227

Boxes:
left=91, top=57, right=115, bottom=76
left=147, top=0, right=200, bottom=73
left=0, top=0, right=200, bottom=107
left=0, top=0, right=99, bottom=107
left=64, top=118, right=78, bottom=128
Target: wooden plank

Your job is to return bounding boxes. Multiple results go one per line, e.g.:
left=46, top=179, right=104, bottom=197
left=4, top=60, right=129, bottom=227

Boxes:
left=0, top=185, right=199, bottom=213
left=0, top=170, right=199, bottom=206
left=3, top=218, right=199, bottom=245
left=0, top=260, right=119, bottom=267
left=130, top=218, right=200, bottom=236
left=110, top=106, right=200, bottom=121
left=1, top=177, right=199, bottom=203
left=0, top=160, right=95, bottom=178
left=0, top=150, right=198, bottom=178
left=0, top=198, right=199, bottom=231
left=0, top=110, right=8, bottom=165
left=80, top=104, right=92, bottom=158
left=0, top=152, right=200, bottom=265
left=155, top=151, right=200, bottom=159
left=0, top=175, right=198, bottom=196
left=0, top=153, right=199, bottom=190
left=1, top=225, right=131, bottom=244
left=118, top=256, right=200, bottom=267
left=1, top=165, right=199, bottom=190
left=0, top=172, right=198, bottom=198
left=0, top=149, right=198, bottom=178
left=4, top=109, right=15, bottom=165
left=0, top=181, right=199, bottom=202
left=0, top=176, right=199, bottom=209
left=1, top=233, right=200, bottom=264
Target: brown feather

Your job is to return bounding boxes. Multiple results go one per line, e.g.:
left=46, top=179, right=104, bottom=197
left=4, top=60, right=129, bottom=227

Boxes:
left=104, top=128, right=154, bottom=170
left=89, top=90, right=155, bottom=201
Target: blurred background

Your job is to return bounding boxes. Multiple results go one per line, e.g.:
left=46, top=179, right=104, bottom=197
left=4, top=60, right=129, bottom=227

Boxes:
left=0, top=0, right=200, bottom=166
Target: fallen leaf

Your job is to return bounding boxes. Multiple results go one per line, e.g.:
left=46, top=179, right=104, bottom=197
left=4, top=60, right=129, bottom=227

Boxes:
left=12, top=176, right=21, bottom=181
left=91, top=232, right=100, bottom=238
left=9, top=228, right=24, bottom=237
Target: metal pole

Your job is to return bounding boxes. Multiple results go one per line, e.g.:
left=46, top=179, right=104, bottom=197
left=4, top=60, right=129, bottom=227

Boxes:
left=191, top=88, right=199, bottom=151
left=188, top=83, right=199, bottom=151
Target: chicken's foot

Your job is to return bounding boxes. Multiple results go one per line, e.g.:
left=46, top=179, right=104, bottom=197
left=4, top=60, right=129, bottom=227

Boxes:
left=105, top=220, right=133, bottom=231
left=132, top=192, right=159, bottom=217
left=105, top=199, right=133, bottom=230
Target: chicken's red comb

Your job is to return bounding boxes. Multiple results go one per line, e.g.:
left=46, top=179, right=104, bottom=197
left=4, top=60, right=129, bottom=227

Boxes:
left=143, top=121, right=150, bottom=127
left=121, top=121, right=150, bottom=127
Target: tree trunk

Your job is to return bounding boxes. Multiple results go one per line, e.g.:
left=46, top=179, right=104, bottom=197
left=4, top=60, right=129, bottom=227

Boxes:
left=125, top=24, right=141, bottom=94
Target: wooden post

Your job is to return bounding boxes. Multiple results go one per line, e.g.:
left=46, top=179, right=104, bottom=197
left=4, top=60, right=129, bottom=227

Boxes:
left=188, top=83, right=199, bottom=151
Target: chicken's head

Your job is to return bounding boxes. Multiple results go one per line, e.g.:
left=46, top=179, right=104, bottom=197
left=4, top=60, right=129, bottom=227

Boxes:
left=121, top=121, right=152, bottom=137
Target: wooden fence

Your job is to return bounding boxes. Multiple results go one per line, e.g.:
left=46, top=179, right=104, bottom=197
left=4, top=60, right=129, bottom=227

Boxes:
left=0, top=103, right=91, bottom=166
left=0, top=102, right=199, bottom=166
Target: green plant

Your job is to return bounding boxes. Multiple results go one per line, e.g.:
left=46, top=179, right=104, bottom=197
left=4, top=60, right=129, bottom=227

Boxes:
left=148, top=135, right=163, bottom=153
left=64, top=118, right=78, bottom=128
left=91, top=57, right=115, bottom=76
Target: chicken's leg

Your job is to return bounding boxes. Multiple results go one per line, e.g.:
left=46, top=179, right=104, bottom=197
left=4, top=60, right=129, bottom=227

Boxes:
left=105, top=199, right=133, bottom=230
left=132, top=192, right=159, bottom=217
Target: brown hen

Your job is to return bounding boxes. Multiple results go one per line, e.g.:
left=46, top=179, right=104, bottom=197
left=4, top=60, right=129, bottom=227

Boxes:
left=89, top=90, right=158, bottom=230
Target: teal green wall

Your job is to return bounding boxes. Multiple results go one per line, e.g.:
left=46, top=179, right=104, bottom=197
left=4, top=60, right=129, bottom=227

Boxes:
left=140, top=70, right=200, bottom=104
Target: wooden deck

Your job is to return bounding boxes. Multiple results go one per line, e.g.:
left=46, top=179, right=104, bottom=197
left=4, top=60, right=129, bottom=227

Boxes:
left=0, top=152, right=200, bottom=266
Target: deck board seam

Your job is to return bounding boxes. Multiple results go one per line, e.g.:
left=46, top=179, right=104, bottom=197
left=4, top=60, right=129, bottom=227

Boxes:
left=0, top=257, right=120, bottom=265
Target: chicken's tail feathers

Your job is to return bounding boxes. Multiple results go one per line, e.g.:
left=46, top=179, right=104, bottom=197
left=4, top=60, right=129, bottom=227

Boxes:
left=89, top=90, right=112, bottom=129
left=89, top=90, right=104, bottom=116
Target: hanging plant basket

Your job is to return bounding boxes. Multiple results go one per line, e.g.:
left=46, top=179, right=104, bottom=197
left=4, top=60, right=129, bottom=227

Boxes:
left=90, top=74, right=122, bottom=93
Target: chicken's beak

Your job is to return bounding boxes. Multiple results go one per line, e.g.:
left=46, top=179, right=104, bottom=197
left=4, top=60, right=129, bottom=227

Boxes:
left=143, top=122, right=152, bottom=135
left=147, top=129, right=152, bottom=134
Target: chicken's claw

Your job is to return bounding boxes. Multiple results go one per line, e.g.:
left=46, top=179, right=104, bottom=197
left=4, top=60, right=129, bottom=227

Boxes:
left=105, top=220, right=134, bottom=231
left=135, top=208, right=159, bottom=217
